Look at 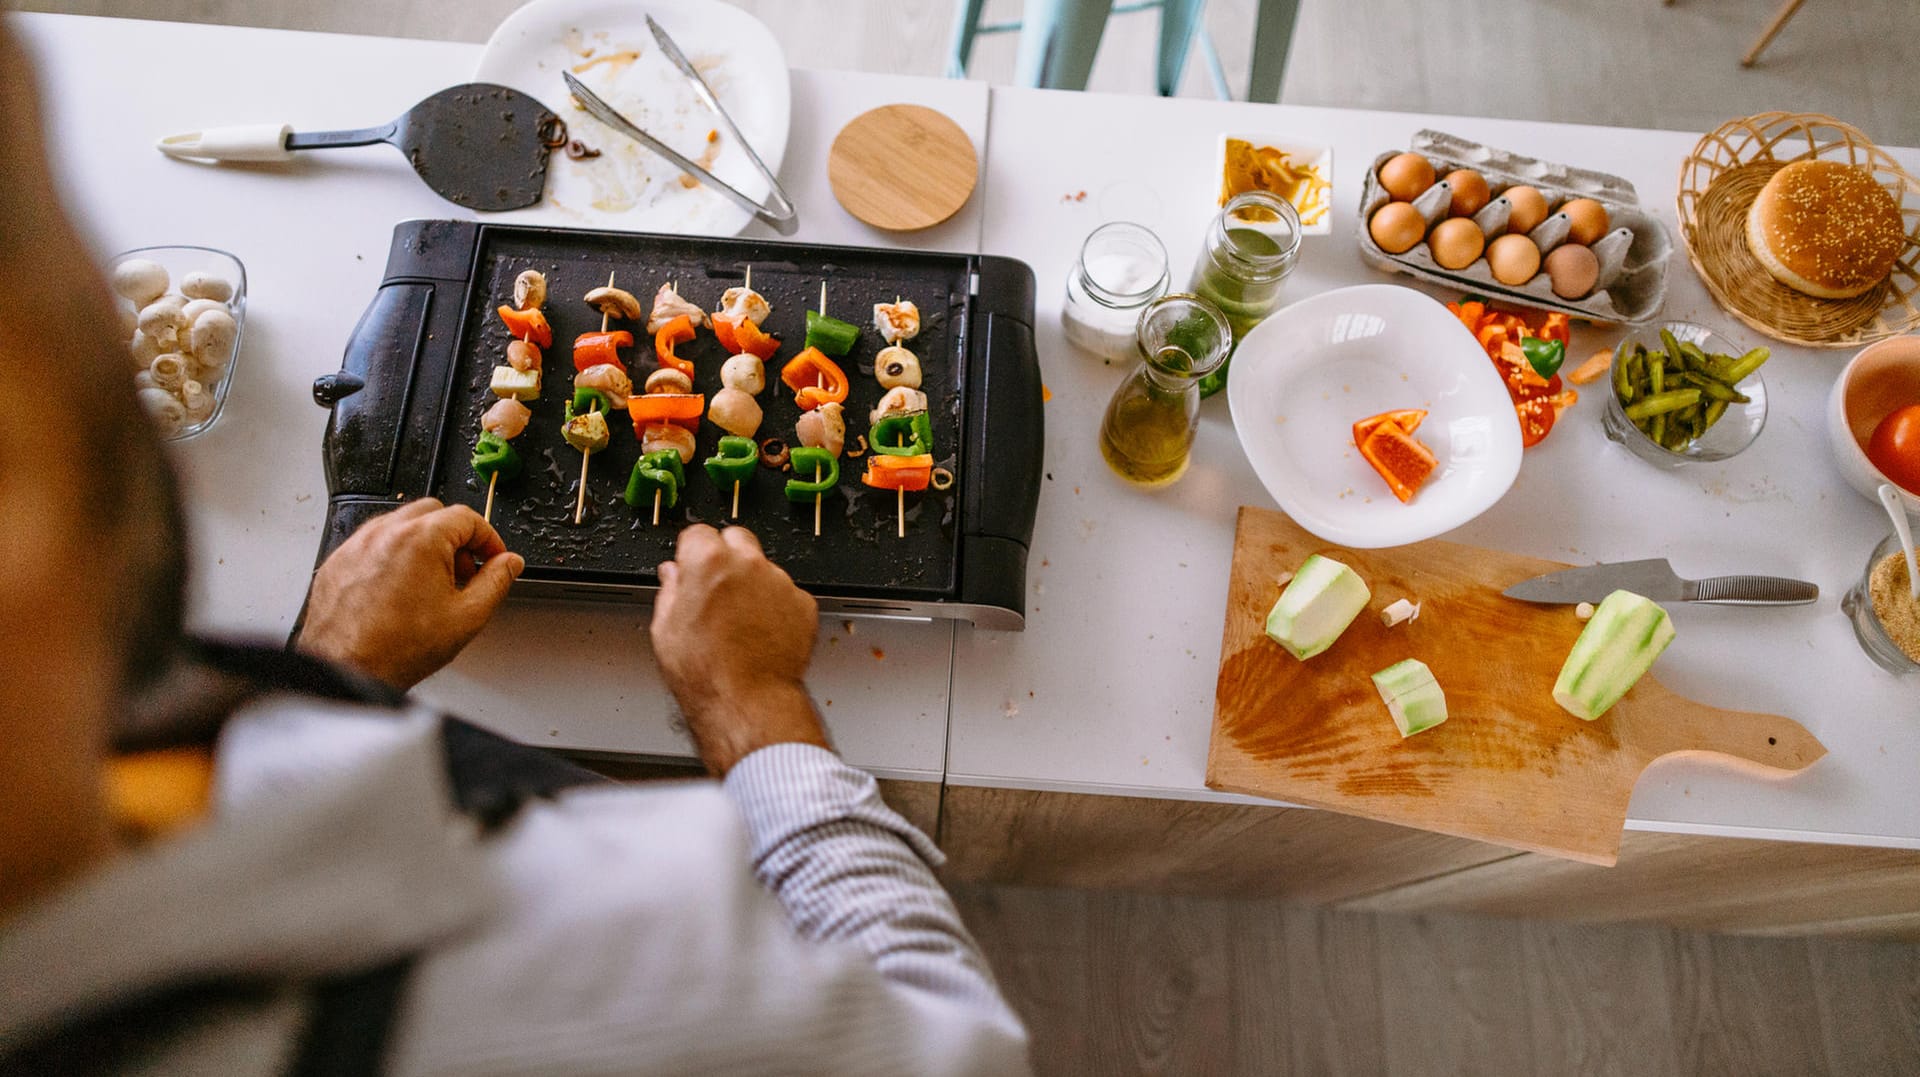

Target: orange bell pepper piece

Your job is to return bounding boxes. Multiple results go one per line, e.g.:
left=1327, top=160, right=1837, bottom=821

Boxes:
left=498, top=305, right=553, bottom=349
left=654, top=315, right=696, bottom=377
left=713, top=313, right=781, bottom=360
left=861, top=453, right=934, bottom=492
left=1450, top=300, right=1485, bottom=333
left=779, top=347, right=850, bottom=411
left=627, top=392, right=706, bottom=433
left=572, top=330, right=633, bottom=373
left=1358, top=422, right=1438, bottom=504
left=1352, top=409, right=1427, bottom=445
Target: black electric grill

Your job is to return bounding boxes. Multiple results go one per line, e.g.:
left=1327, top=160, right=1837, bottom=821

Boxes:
left=313, top=220, right=1042, bottom=629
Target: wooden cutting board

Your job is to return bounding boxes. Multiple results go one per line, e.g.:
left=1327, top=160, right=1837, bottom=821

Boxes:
left=1206, top=506, right=1826, bottom=865
left=827, top=104, right=978, bottom=231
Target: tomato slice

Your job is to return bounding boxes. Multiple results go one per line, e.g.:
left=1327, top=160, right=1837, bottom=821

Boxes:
left=1352, top=409, right=1428, bottom=445
left=1868, top=404, right=1920, bottom=494
left=1515, top=396, right=1557, bottom=448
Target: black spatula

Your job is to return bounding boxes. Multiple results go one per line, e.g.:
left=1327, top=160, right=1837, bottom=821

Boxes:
left=157, top=83, right=563, bottom=212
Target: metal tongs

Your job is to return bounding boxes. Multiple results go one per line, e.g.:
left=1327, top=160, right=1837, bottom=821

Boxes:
left=563, top=16, right=798, bottom=234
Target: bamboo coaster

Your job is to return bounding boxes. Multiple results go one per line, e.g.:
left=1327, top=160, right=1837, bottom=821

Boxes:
left=828, top=104, right=978, bottom=232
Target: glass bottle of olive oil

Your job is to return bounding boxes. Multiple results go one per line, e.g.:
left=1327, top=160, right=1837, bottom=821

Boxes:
left=1190, top=190, right=1301, bottom=398
left=1098, top=295, right=1231, bottom=487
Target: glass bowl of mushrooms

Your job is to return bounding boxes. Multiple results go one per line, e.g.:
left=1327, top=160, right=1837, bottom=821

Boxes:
left=109, top=246, right=247, bottom=440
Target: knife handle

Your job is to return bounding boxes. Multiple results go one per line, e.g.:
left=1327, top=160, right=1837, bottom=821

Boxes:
left=1689, top=575, right=1820, bottom=606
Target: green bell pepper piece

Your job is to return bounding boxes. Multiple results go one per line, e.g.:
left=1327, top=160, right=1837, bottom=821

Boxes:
left=871, top=411, right=933, bottom=456
left=803, top=310, right=861, bottom=357
left=565, top=386, right=612, bottom=422
left=703, top=435, right=758, bottom=486
left=784, top=446, right=839, bottom=501
left=470, top=431, right=522, bottom=481
left=624, top=450, right=685, bottom=509
left=1521, top=336, right=1566, bottom=380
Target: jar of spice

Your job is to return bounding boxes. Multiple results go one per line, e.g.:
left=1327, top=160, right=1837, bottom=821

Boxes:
left=1062, top=222, right=1170, bottom=361
left=1097, top=294, right=1232, bottom=487
left=1843, top=532, right=1920, bottom=675
left=1189, top=190, right=1302, bottom=397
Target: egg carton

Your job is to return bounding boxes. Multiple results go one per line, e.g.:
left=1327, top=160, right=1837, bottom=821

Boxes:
left=1356, top=129, right=1672, bottom=325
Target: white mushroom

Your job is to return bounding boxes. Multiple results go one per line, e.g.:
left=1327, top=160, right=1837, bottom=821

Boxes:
left=647, top=283, right=707, bottom=333
left=180, top=272, right=235, bottom=303
left=873, top=300, right=920, bottom=344
left=717, top=286, right=770, bottom=325
left=111, top=259, right=170, bottom=307
left=132, top=370, right=159, bottom=392
left=719, top=353, right=765, bottom=394
left=130, top=330, right=162, bottom=368
left=644, top=368, right=693, bottom=395
left=137, top=386, right=187, bottom=437
left=481, top=397, right=532, bottom=440
left=795, top=401, right=846, bottom=457
left=181, top=298, right=227, bottom=323
left=870, top=386, right=928, bottom=425
left=875, top=345, right=922, bottom=390
left=640, top=423, right=696, bottom=463
left=180, top=380, right=216, bottom=422
left=150, top=353, right=189, bottom=391
left=709, top=387, right=764, bottom=438
left=189, top=307, right=238, bottom=364
left=117, top=303, right=139, bottom=338
left=506, top=339, right=543, bottom=372
left=513, top=270, right=548, bottom=311
left=138, top=297, right=188, bottom=351
left=585, top=285, right=644, bottom=322
left=575, top=362, right=633, bottom=408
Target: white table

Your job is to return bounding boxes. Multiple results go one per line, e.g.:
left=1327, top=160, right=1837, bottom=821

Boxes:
left=16, top=13, right=1920, bottom=846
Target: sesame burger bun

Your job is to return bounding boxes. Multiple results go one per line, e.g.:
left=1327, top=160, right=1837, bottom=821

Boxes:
left=1745, top=160, right=1906, bottom=300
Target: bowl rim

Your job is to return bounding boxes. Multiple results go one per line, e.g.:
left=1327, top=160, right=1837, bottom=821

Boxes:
left=1829, top=334, right=1920, bottom=509
left=1606, top=319, right=1768, bottom=462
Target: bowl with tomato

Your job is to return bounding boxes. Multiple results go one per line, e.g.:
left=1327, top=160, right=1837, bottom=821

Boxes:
left=1827, top=334, right=1920, bottom=515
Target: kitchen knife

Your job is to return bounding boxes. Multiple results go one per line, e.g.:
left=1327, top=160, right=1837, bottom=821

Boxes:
left=1501, top=559, right=1818, bottom=606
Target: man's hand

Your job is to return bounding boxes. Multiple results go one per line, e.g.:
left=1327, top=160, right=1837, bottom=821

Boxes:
left=652, top=525, right=830, bottom=775
left=297, top=499, right=523, bottom=691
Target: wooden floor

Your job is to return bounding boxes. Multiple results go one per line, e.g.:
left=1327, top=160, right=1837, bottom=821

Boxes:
left=18, top=0, right=1920, bottom=144
left=954, top=883, right=1920, bottom=1076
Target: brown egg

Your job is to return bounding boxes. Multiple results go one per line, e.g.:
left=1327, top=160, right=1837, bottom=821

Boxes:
left=1560, top=198, right=1611, bottom=246
left=1369, top=202, right=1427, bottom=254
left=1428, top=218, right=1486, bottom=270
left=1379, top=153, right=1436, bottom=202
left=1444, top=169, right=1490, bottom=217
left=1545, top=243, right=1600, bottom=299
left=1486, top=233, right=1542, bottom=285
left=1504, top=185, right=1550, bottom=234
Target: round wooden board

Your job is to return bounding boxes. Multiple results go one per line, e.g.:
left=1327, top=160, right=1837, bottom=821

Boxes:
left=828, top=104, right=978, bottom=232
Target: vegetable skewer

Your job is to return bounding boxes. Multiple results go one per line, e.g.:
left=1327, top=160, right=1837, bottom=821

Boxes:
left=570, top=271, right=625, bottom=524
left=477, top=270, right=548, bottom=525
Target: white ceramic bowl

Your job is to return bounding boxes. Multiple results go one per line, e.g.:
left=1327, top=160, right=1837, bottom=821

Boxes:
left=1226, top=284, right=1523, bottom=547
left=1217, top=133, right=1333, bottom=236
left=1826, top=334, right=1920, bottom=516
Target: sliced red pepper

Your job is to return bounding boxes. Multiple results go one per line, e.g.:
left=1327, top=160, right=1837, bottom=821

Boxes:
left=498, top=305, right=552, bottom=349
left=713, top=313, right=781, bottom=360
left=1358, top=423, right=1438, bottom=504
left=1515, top=397, right=1557, bottom=448
left=1449, top=300, right=1485, bottom=333
left=861, top=453, right=934, bottom=492
left=654, top=315, right=696, bottom=377
left=1353, top=408, right=1427, bottom=445
left=627, top=392, right=705, bottom=434
left=573, top=330, right=633, bottom=373
left=779, top=347, right=850, bottom=411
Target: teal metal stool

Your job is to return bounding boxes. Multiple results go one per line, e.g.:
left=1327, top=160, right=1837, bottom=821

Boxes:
left=946, top=0, right=1301, bottom=102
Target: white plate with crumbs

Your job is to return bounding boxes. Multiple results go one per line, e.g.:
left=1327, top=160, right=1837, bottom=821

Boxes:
left=476, top=0, right=791, bottom=236
left=1226, top=284, right=1523, bottom=548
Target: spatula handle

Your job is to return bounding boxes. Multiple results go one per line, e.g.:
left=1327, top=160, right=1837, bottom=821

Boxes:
left=285, top=124, right=399, bottom=151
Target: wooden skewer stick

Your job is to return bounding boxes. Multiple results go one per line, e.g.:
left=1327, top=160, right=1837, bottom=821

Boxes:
left=732, top=480, right=741, bottom=519
left=575, top=273, right=617, bottom=526
left=653, top=487, right=662, bottom=526
left=897, top=435, right=907, bottom=539
left=813, top=279, right=828, bottom=536
left=485, top=472, right=499, bottom=523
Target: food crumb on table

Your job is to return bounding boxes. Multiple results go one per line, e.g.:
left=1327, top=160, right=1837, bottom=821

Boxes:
left=870, top=646, right=886, bottom=661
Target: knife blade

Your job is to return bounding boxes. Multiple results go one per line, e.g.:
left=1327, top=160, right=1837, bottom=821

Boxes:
left=1501, top=559, right=1819, bottom=606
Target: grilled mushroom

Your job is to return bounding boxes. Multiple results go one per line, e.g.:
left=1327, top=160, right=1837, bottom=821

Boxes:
left=644, top=368, right=693, bottom=395
left=876, top=345, right=922, bottom=390
left=870, top=386, right=929, bottom=425
left=585, top=285, right=644, bottom=322
left=513, top=270, right=548, bottom=311
left=641, top=423, right=697, bottom=463
left=719, top=353, right=765, bottom=394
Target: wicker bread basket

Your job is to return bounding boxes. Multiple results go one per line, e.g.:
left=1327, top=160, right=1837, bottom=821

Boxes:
left=1677, top=112, right=1920, bottom=349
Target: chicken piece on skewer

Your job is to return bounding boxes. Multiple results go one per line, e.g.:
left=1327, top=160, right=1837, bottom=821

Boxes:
left=720, top=353, right=766, bottom=395
left=641, top=422, right=697, bottom=463
left=647, top=283, right=707, bottom=333
left=795, top=401, right=845, bottom=458
left=481, top=397, right=532, bottom=441
left=873, top=300, right=920, bottom=344
left=717, top=284, right=771, bottom=326
left=575, top=362, right=633, bottom=409
left=871, top=386, right=929, bottom=425
left=710, top=387, right=764, bottom=439
left=507, top=339, right=543, bottom=373
left=875, top=345, right=921, bottom=390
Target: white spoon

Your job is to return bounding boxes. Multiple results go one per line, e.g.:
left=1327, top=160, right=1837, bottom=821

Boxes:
left=1878, top=483, right=1920, bottom=600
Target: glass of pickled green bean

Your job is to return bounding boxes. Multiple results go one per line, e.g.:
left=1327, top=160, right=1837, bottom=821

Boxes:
left=1602, top=322, right=1769, bottom=468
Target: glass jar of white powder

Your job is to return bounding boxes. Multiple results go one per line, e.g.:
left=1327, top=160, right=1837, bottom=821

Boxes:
left=1062, top=222, right=1169, bottom=361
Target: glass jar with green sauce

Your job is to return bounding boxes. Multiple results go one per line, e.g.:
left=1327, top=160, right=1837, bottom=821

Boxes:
left=1098, top=295, right=1232, bottom=488
left=1190, top=190, right=1302, bottom=397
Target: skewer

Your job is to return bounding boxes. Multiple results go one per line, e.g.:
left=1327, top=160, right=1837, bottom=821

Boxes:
left=897, top=434, right=907, bottom=538
left=653, top=487, right=662, bottom=526
left=813, top=279, right=828, bottom=537
left=575, top=271, right=617, bottom=525
left=485, top=472, right=499, bottom=523
left=732, top=480, right=741, bottom=518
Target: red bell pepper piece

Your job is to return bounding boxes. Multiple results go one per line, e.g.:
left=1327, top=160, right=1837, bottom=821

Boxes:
left=713, top=313, right=780, bottom=360
left=861, top=453, right=934, bottom=492
left=654, top=315, right=697, bottom=378
left=497, top=305, right=552, bottom=349
left=1357, top=422, right=1437, bottom=504
left=573, top=330, right=633, bottom=373
left=627, top=392, right=706, bottom=433
left=779, top=347, right=850, bottom=411
left=1353, top=409, right=1427, bottom=445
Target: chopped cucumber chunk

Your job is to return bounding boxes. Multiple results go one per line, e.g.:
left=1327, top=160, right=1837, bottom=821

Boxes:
left=1552, top=590, right=1675, bottom=721
left=1372, top=658, right=1448, bottom=737
left=1264, top=554, right=1372, bottom=660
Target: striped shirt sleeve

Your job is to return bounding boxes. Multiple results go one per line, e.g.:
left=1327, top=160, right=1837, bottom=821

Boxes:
left=722, top=743, right=1025, bottom=1042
